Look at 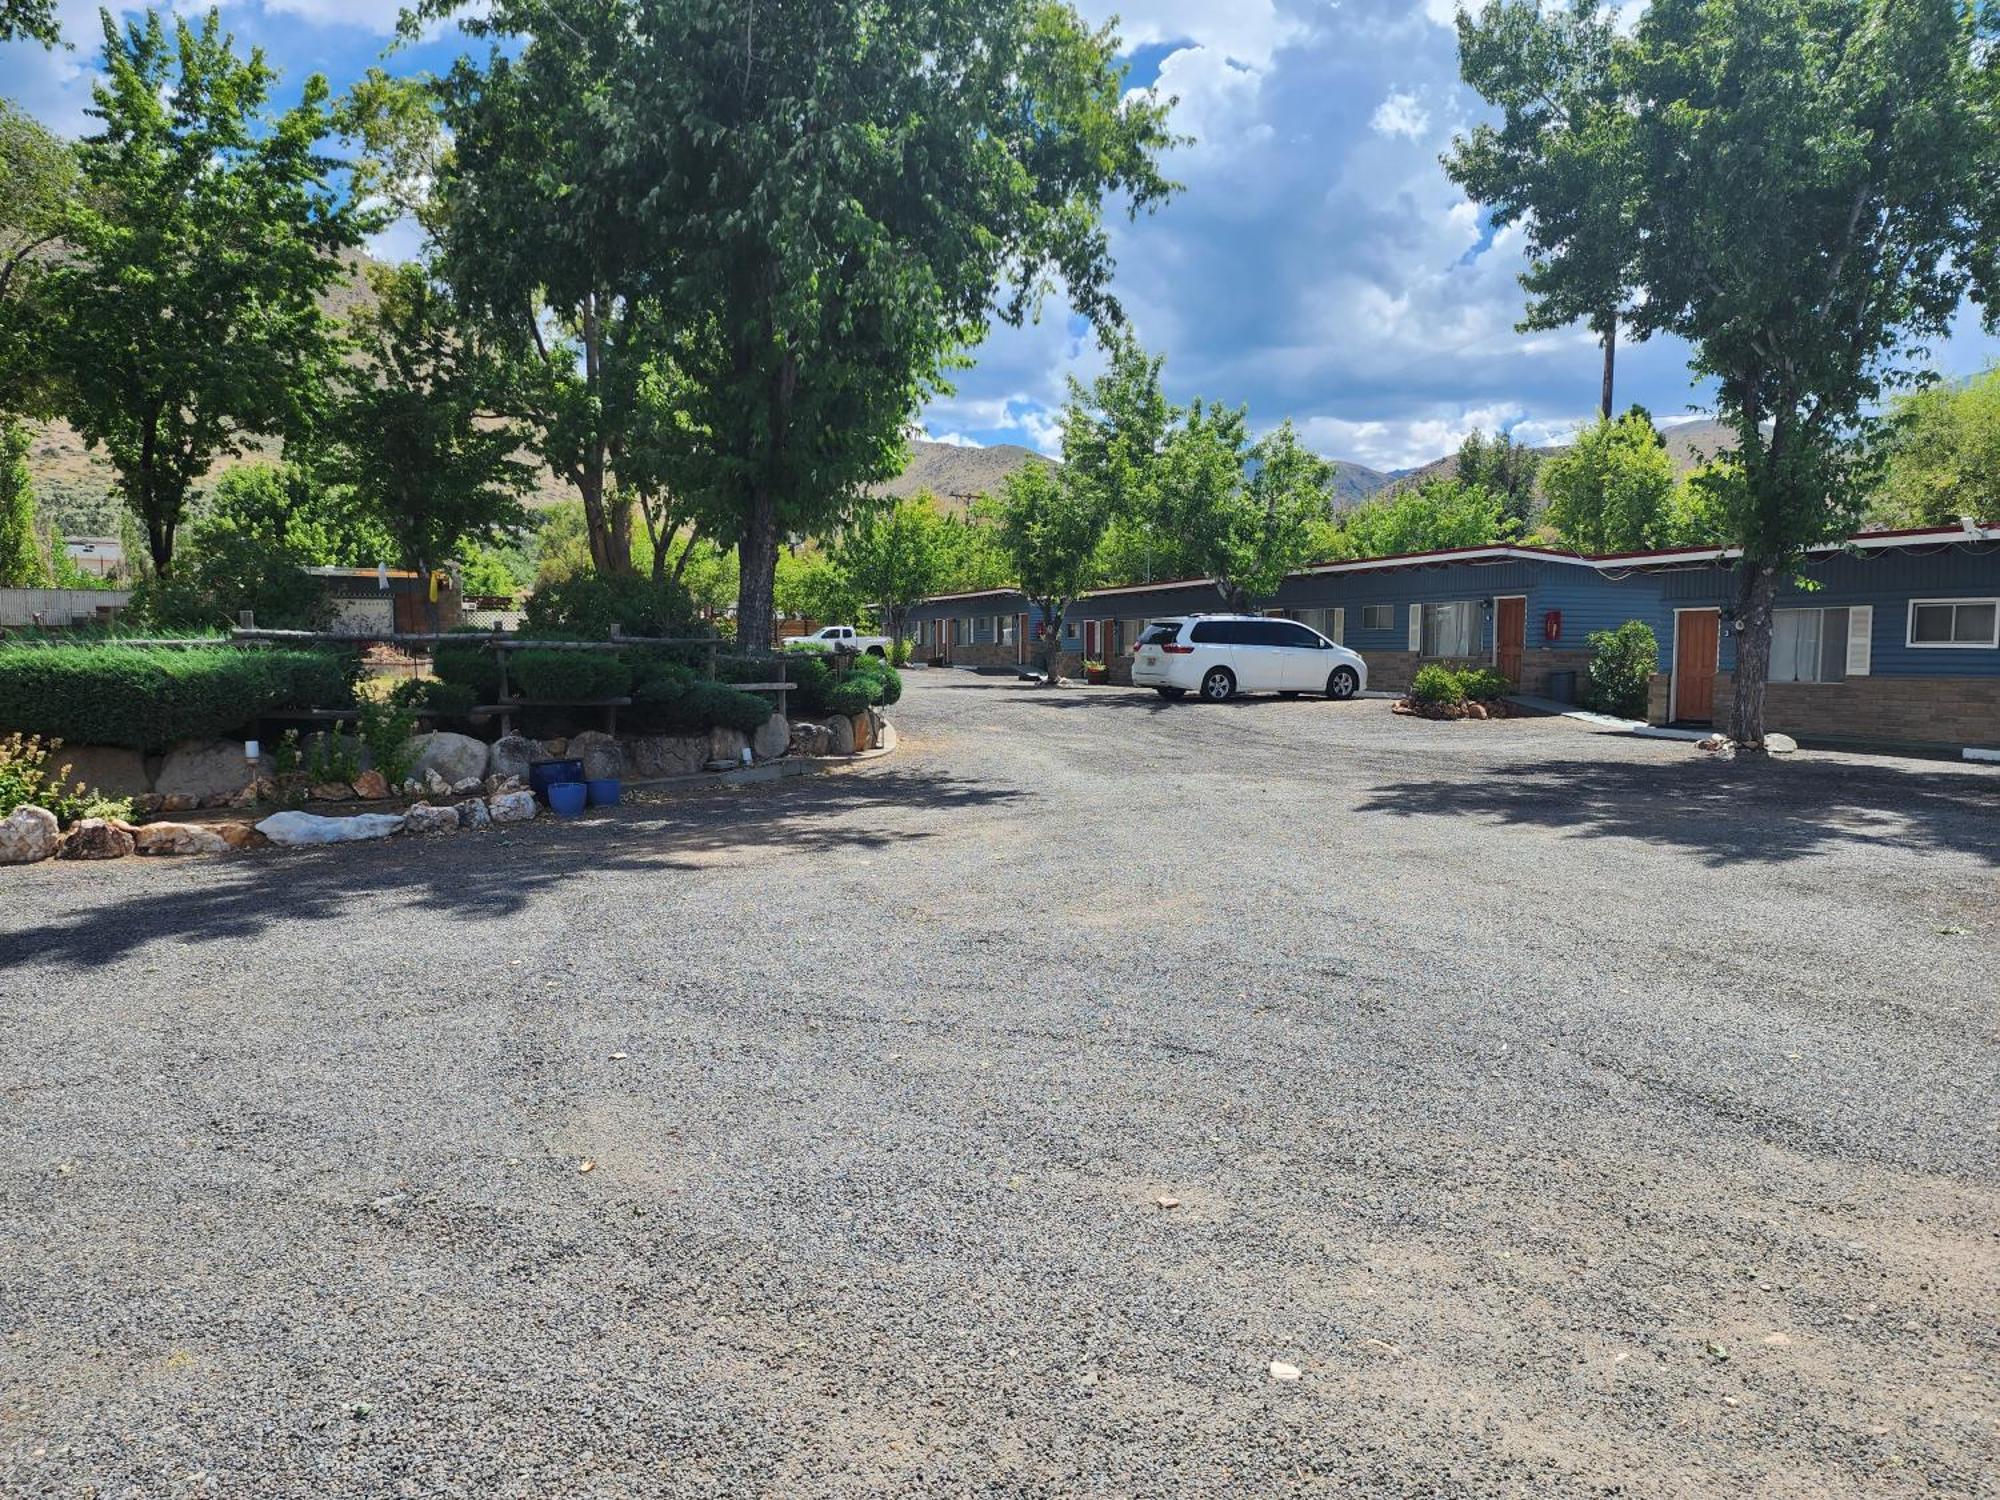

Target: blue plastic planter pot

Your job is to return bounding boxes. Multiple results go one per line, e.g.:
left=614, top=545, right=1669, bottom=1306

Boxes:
left=546, top=781, right=588, bottom=818
left=586, top=778, right=622, bottom=807
left=528, top=758, right=584, bottom=804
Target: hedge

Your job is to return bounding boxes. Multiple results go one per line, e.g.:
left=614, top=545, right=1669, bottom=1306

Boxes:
left=627, top=680, right=771, bottom=736
left=0, top=644, right=357, bottom=752
left=511, top=649, right=631, bottom=702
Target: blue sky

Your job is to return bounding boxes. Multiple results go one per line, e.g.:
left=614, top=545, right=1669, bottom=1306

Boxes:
left=8, top=0, right=2000, bottom=473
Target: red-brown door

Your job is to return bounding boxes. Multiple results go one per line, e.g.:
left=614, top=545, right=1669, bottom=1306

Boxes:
left=1674, top=610, right=1720, bottom=722
left=1495, top=597, right=1526, bottom=683
left=1084, top=620, right=1099, bottom=658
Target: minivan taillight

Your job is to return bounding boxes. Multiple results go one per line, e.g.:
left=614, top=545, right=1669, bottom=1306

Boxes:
left=1161, top=643, right=1194, bottom=654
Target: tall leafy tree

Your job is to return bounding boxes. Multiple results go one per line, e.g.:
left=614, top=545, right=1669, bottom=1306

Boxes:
left=1871, top=368, right=2000, bottom=527
left=1449, top=0, right=1636, bottom=418
left=414, top=0, right=1179, bottom=649
left=0, top=0, right=58, bottom=46
left=833, top=496, right=957, bottom=643
left=43, top=10, right=362, bottom=577
left=1455, top=428, right=1541, bottom=533
left=0, top=101, right=78, bottom=415
left=1156, top=407, right=1334, bottom=611
left=1541, top=408, right=1678, bottom=553
left=193, top=463, right=391, bottom=568
left=1333, top=479, right=1510, bottom=560
left=996, top=459, right=1110, bottom=682
left=0, top=419, right=45, bottom=585
left=326, top=262, right=534, bottom=586
left=1450, top=0, right=2000, bottom=746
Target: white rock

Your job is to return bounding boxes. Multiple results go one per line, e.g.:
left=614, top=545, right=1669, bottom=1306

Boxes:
left=455, top=797, right=492, bottom=829
left=487, top=789, right=537, bottom=824
left=423, top=767, right=452, bottom=797
left=155, top=739, right=252, bottom=799
left=255, top=810, right=407, bottom=846
left=1268, top=1361, right=1302, bottom=1382
left=409, top=731, right=490, bottom=788
left=1764, top=732, right=1799, bottom=755
left=451, top=776, right=484, bottom=795
left=0, top=804, right=61, bottom=864
left=404, top=802, right=460, bottom=835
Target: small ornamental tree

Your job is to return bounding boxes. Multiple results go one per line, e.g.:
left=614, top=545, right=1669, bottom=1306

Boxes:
left=0, top=420, right=44, bottom=586
left=996, top=461, right=1109, bottom=683
left=1332, top=479, right=1509, bottom=560
left=833, top=496, right=956, bottom=644
left=46, top=11, right=363, bottom=577
left=1156, top=407, right=1334, bottom=612
left=1541, top=408, right=1678, bottom=553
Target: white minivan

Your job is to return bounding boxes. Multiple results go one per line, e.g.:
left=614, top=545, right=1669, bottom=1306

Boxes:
left=1130, top=615, right=1368, bottom=702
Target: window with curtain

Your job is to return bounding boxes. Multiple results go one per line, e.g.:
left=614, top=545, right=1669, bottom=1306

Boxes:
left=1000, top=615, right=1016, bottom=645
left=1769, top=607, right=1848, bottom=683
left=1420, top=601, right=1479, bottom=658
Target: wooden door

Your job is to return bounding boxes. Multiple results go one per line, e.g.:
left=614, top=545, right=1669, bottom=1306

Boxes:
left=1674, top=610, right=1720, bottom=722
left=1495, top=597, right=1526, bottom=683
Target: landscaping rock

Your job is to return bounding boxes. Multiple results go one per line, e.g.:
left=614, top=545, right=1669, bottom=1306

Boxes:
left=424, top=768, right=452, bottom=797
left=568, top=730, right=625, bottom=780
left=486, top=734, right=537, bottom=782
left=255, top=810, right=407, bottom=846
left=539, top=737, right=568, bottom=757
left=621, top=734, right=708, bottom=778
left=0, top=805, right=61, bottom=865
left=487, top=790, right=537, bottom=824
left=214, top=822, right=267, bottom=850
left=155, top=739, right=251, bottom=800
left=483, top=772, right=526, bottom=796
left=851, top=712, right=876, bottom=752
left=709, top=727, right=749, bottom=765
left=351, top=769, right=390, bottom=800
left=309, top=781, right=355, bottom=802
left=409, top=731, right=488, bottom=789
left=825, top=715, right=856, bottom=755
left=227, top=783, right=261, bottom=808
left=455, top=797, right=491, bottom=830
left=752, top=712, right=790, bottom=762
left=405, top=802, right=460, bottom=835
left=60, top=818, right=134, bottom=860
left=132, top=793, right=165, bottom=818
left=451, top=776, right=483, bottom=796
left=59, top=745, right=150, bottom=798
left=1765, top=732, right=1799, bottom=755
left=790, top=721, right=831, bottom=758
left=133, top=822, right=230, bottom=856
left=159, top=793, right=200, bottom=814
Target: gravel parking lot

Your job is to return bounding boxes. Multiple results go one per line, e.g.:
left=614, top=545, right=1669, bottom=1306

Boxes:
left=4, top=670, right=1997, bottom=1498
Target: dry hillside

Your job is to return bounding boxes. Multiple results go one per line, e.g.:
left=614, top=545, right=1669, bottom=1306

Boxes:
left=1379, top=417, right=1740, bottom=499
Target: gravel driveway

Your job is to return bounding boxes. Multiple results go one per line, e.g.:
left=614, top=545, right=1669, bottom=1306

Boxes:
left=4, top=672, right=1996, bottom=1497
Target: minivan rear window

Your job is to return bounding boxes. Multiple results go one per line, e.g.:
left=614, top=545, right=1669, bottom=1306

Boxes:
left=1138, top=623, right=1182, bottom=646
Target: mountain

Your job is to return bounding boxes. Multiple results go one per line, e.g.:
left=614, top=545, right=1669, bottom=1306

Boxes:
left=871, top=440, right=1050, bottom=513
left=1375, top=417, right=1740, bottom=500
left=1328, top=459, right=1393, bottom=507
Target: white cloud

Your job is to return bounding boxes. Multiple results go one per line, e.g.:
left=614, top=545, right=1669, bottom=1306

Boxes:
left=919, top=430, right=985, bottom=449
left=1370, top=90, right=1430, bottom=141
left=1078, top=0, right=1307, bottom=70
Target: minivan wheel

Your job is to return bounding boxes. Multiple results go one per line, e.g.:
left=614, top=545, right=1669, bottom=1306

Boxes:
left=1200, top=667, right=1236, bottom=702
left=1326, top=666, right=1360, bottom=700
left=1155, top=686, right=1186, bottom=700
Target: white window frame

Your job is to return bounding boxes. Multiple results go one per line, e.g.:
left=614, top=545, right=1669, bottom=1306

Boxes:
left=1361, top=604, right=1394, bottom=632
left=1906, top=597, right=2000, bottom=650
left=1769, top=606, right=1842, bottom=685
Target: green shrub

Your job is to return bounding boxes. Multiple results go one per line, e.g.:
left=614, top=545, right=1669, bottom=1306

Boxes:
left=628, top=680, right=770, bottom=736
left=1584, top=620, right=1660, bottom=719
left=0, top=644, right=355, bottom=752
left=630, top=654, right=698, bottom=704
left=1, top=732, right=86, bottom=822
left=430, top=632, right=503, bottom=699
left=847, top=655, right=903, bottom=706
left=421, top=680, right=478, bottom=721
left=356, top=695, right=421, bottom=786
left=821, top=679, right=875, bottom=717
left=522, top=574, right=705, bottom=639
left=511, top=649, right=631, bottom=702
left=1458, top=667, right=1511, bottom=702
left=1409, top=663, right=1466, bottom=705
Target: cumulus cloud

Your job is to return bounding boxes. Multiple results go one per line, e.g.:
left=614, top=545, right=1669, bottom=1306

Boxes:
left=1369, top=89, right=1430, bottom=141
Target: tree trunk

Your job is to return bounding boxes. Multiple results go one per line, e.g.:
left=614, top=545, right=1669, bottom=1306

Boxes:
left=1599, top=314, right=1617, bottom=421
left=736, top=484, right=779, bottom=653
left=1039, top=599, right=1066, bottom=682
left=1729, top=559, right=1778, bottom=749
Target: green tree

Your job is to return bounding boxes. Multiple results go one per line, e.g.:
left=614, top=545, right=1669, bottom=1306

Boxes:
left=192, top=463, right=389, bottom=567
left=996, top=460, right=1111, bottom=682
left=1449, top=0, right=1637, bottom=417
left=1871, top=368, right=2000, bottom=527
left=1541, top=409, right=1677, bottom=553
left=418, top=0, right=1180, bottom=648
left=832, top=496, right=958, bottom=642
left=1455, top=429, right=1542, bottom=533
left=1156, top=407, right=1333, bottom=611
left=0, top=419, right=45, bottom=585
left=1334, top=479, right=1509, bottom=560
left=773, top=548, right=862, bottom=630
left=44, top=10, right=362, bottom=578
left=938, top=506, right=1016, bottom=594
left=0, top=0, right=58, bottom=46
left=0, top=101, right=79, bottom=416
left=326, top=262, right=534, bottom=591
left=1449, top=0, right=2000, bottom=746
left=532, top=502, right=593, bottom=588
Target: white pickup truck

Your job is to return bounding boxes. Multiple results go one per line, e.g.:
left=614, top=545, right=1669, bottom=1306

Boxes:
left=782, top=624, right=891, bottom=656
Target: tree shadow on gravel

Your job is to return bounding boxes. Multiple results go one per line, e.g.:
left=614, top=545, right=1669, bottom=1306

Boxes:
left=4, top=768, right=1024, bottom=973
left=1356, top=754, right=2000, bottom=867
